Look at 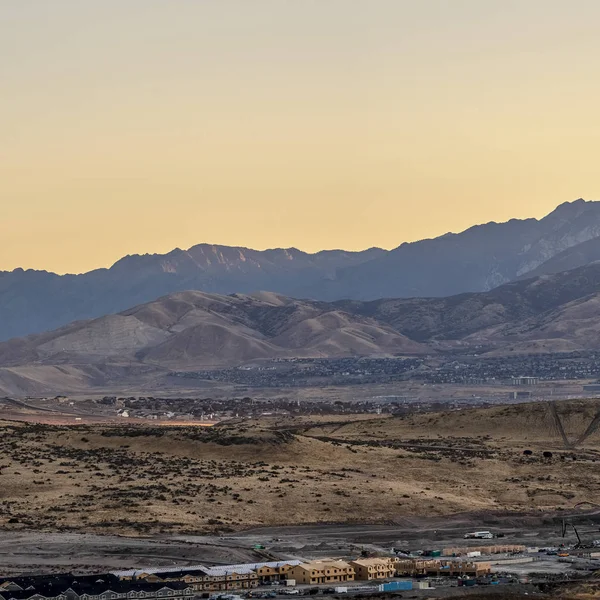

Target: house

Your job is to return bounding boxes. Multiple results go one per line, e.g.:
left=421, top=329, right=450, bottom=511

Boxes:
left=253, top=562, right=297, bottom=584
left=436, top=561, right=491, bottom=577
left=129, top=568, right=253, bottom=592
left=393, top=559, right=491, bottom=577
left=114, top=561, right=302, bottom=592
left=153, top=570, right=209, bottom=591
left=75, top=582, right=195, bottom=600
left=511, top=376, right=539, bottom=386
left=287, top=561, right=355, bottom=585
left=349, top=558, right=396, bottom=581
left=0, top=581, right=194, bottom=600
left=201, top=566, right=259, bottom=590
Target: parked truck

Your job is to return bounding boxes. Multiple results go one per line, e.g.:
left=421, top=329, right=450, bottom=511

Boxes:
left=464, top=531, right=494, bottom=539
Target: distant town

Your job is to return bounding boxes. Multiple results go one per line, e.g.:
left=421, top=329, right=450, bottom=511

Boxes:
left=172, top=353, right=600, bottom=388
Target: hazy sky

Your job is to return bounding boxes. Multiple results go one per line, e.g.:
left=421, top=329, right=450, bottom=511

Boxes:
left=2, top=0, right=599, bottom=274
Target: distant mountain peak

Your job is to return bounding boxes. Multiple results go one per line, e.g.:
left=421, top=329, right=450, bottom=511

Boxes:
left=549, top=197, right=594, bottom=216
left=2, top=199, right=600, bottom=341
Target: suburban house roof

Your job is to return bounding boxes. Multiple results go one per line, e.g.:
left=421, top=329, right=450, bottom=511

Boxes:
left=0, top=580, right=194, bottom=600
left=293, top=561, right=353, bottom=572
left=112, top=561, right=301, bottom=579
left=350, top=558, right=394, bottom=567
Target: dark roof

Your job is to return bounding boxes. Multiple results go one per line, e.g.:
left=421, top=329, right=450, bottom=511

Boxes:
left=0, top=576, right=119, bottom=592
left=69, top=577, right=120, bottom=587
left=1, top=591, right=64, bottom=600
left=152, top=571, right=208, bottom=579
left=0, top=580, right=193, bottom=600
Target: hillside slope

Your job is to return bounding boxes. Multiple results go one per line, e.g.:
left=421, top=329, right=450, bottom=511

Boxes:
left=303, top=399, right=600, bottom=449
left=322, top=199, right=600, bottom=300
left=517, top=236, right=600, bottom=279
left=334, top=262, right=600, bottom=346
left=0, top=291, right=427, bottom=369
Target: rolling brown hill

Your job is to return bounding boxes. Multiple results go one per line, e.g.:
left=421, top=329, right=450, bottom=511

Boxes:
left=0, top=291, right=427, bottom=370
left=334, top=262, right=600, bottom=350
left=467, top=292, right=600, bottom=352
left=302, top=399, right=600, bottom=450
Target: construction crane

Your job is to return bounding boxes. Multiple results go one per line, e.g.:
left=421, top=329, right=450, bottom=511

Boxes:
left=561, top=519, right=583, bottom=548
left=556, top=502, right=600, bottom=551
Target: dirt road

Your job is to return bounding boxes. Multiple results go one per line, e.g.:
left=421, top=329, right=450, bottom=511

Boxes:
left=0, top=532, right=262, bottom=575
left=3, top=510, right=599, bottom=575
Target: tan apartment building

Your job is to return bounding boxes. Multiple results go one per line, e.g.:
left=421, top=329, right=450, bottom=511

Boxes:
left=350, top=558, right=396, bottom=581
left=394, top=559, right=491, bottom=578
left=255, top=563, right=296, bottom=583
left=126, top=569, right=259, bottom=592
left=435, top=561, right=491, bottom=577
left=288, top=561, right=355, bottom=585
left=115, top=561, right=304, bottom=592
left=442, top=545, right=525, bottom=557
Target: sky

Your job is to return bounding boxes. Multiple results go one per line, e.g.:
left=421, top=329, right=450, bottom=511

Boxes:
left=2, top=0, right=600, bottom=274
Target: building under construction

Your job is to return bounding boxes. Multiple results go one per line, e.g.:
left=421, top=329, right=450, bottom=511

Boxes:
left=442, top=545, right=526, bottom=557
left=394, top=559, right=491, bottom=577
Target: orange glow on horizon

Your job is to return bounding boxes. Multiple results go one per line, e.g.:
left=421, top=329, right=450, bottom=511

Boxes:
left=1, top=1, right=599, bottom=274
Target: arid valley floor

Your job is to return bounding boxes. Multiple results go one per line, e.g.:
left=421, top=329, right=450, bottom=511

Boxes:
left=2, top=400, right=600, bottom=575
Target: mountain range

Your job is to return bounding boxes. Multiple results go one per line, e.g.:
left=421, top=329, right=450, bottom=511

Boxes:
left=4, top=259, right=600, bottom=396
left=10, top=260, right=600, bottom=362
left=4, top=199, right=600, bottom=342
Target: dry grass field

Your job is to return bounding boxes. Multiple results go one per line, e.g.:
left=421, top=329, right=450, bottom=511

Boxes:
left=301, top=399, right=600, bottom=447
left=1, top=399, right=600, bottom=536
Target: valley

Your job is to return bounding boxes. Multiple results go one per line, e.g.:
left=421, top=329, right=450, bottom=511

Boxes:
left=6, top=3, right=600, bottom=596
left=5, top=202, right=600, bottom=599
